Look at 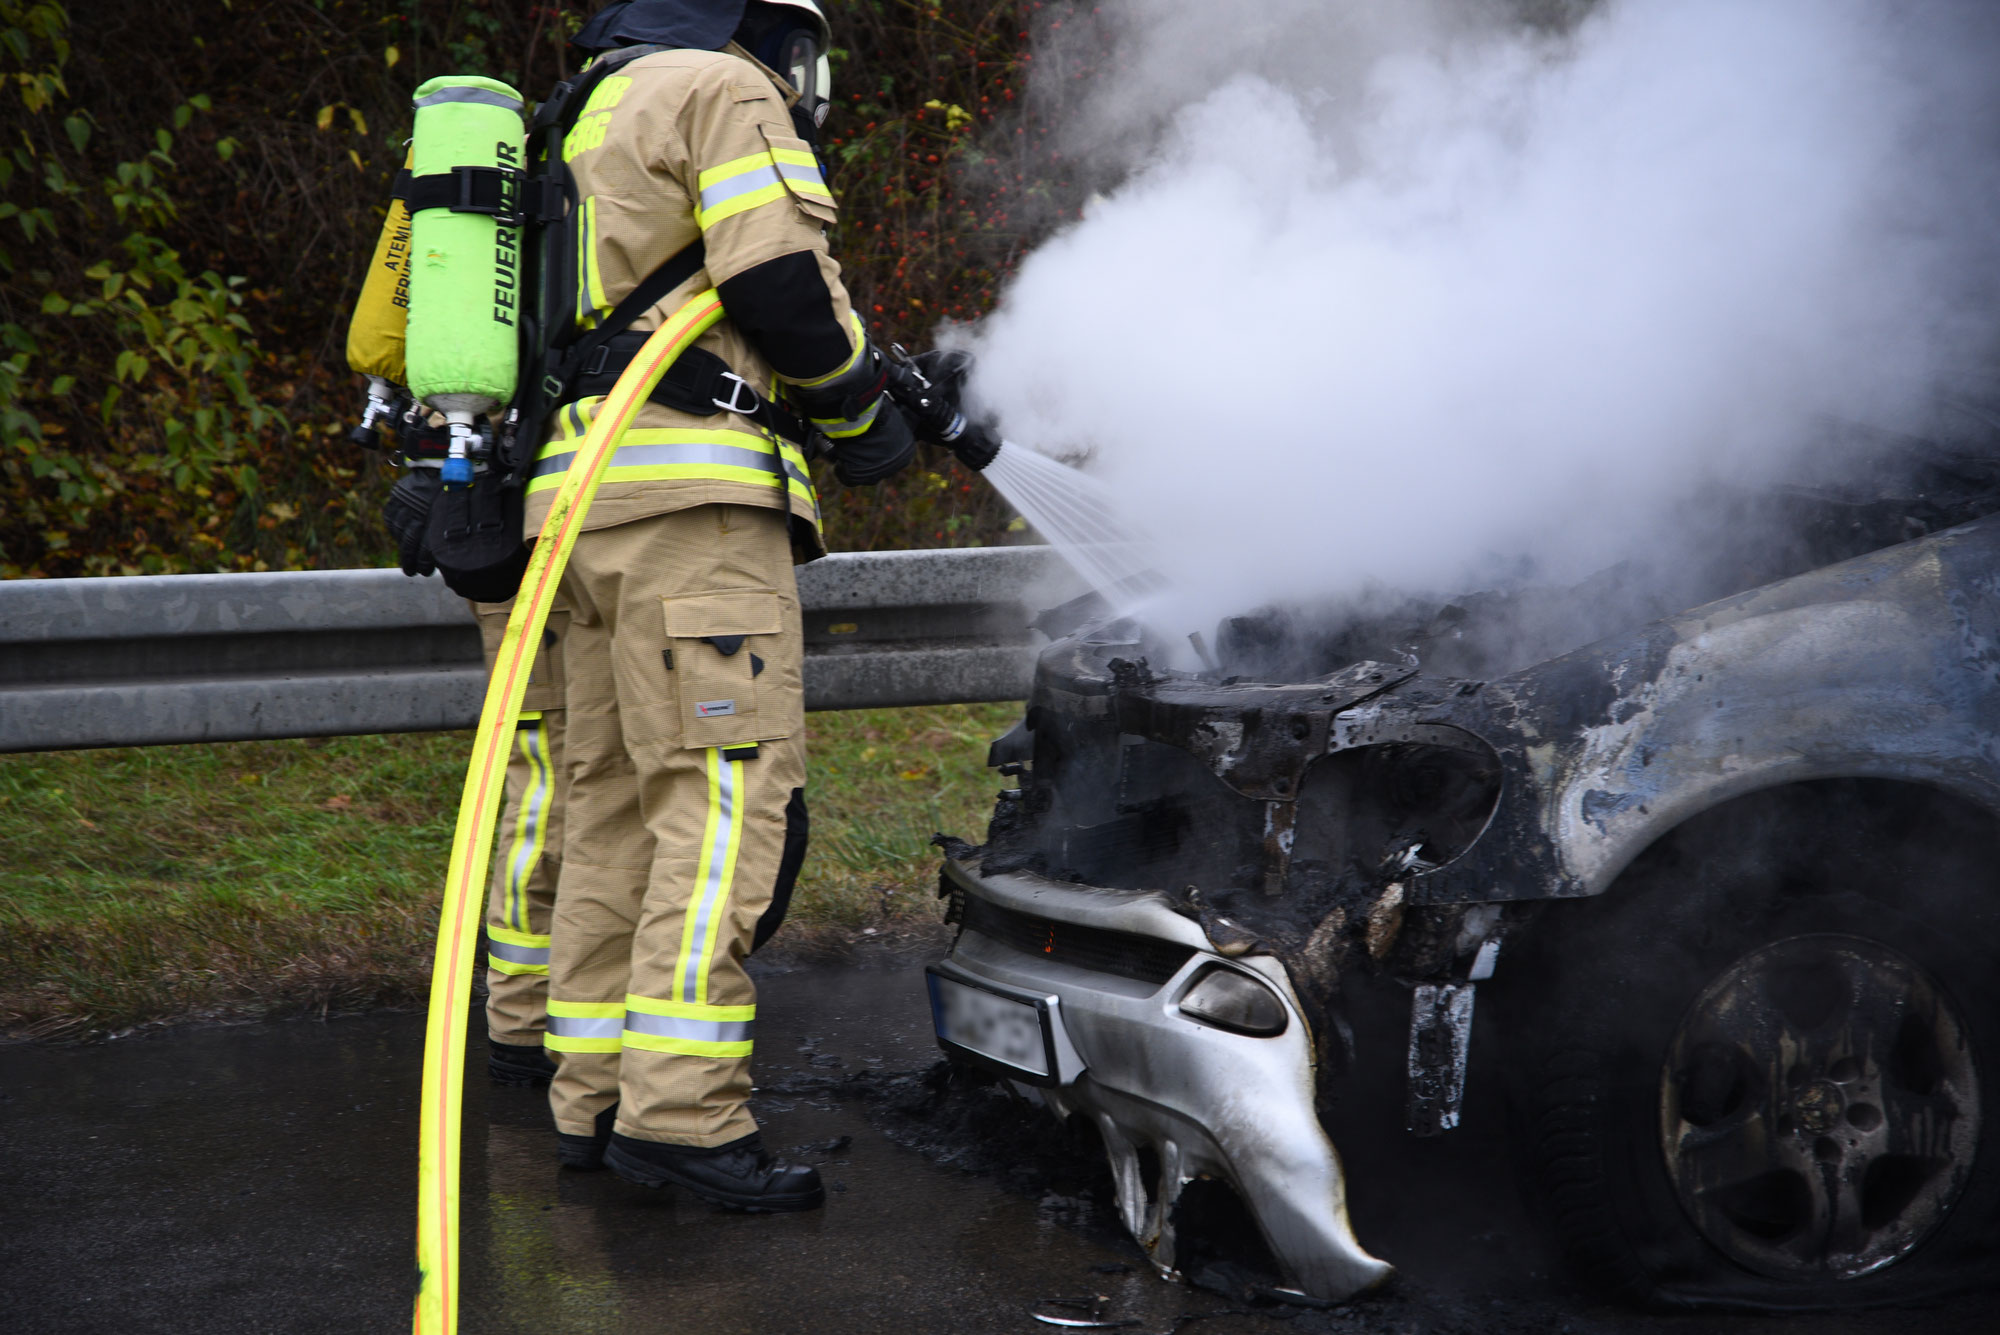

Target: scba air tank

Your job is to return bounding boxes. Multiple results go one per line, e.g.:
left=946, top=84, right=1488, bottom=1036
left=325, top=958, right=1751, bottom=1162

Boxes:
left=344, top=147, right=414, bottom=446
left=404, top=75, right=526, bottom=485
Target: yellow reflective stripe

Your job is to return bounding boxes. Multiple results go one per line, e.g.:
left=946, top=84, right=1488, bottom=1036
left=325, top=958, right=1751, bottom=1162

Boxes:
left=526, top=421, right=815, bottom=503
left=579, top=195, right=606, bottom=328
left=696, top=150, right=775, bottom=191
left=622, top=1032, right=754, bottom=1058
left=545, top=1034, right=621, bottom=1054
left=545, top=999, right=623, bottom=1052
left=528, top=460, right=819, bottom=498
left=620, top=999, right=752, bottom=1055
left=769, top=148, right=834, bottom=204
left=503, top=718, right=554, bottom=932
left=486, top=923, right=550, bottom=976
left=700, top=180, right=787, bottom=229
left=673, top=749, right=726, bottom=1002
left=695, top=150, right=791, bottom=229
left=811, top=395, right=880, bottom=439
left=544, top=401, right=817, bottom=491
left=784, top=309, right=866, bottom=390
left=699, top=751, right=745, bottom=1006
left=537, top=422, right=780, bottom=460
left=626, top=996, right=755, bottom=1021
left=672, top=749, right=745, bottom=1006
left=767, top=147, right=820, bottom=170
left=547, top=999, right=624, bottom=1018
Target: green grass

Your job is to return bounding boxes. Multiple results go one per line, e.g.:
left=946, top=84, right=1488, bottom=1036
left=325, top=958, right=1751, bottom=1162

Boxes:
left=0, top=703, right=1020, bottom=1037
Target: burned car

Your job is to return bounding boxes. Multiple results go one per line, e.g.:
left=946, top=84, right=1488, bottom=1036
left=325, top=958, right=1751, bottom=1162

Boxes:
left=926, top=418, right=2000, bottom=1308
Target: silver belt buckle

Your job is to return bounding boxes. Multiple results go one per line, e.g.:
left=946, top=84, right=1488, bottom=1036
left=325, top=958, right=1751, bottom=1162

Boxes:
left=712, top=372, right=759, bottom=416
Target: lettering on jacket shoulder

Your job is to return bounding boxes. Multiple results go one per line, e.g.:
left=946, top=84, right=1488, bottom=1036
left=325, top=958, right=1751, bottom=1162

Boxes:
left=563, top=75, right=634, bottom=163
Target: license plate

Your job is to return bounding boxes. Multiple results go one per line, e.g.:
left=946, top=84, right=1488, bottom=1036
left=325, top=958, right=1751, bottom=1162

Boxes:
left=928, top=971, right=1052, bottom=1079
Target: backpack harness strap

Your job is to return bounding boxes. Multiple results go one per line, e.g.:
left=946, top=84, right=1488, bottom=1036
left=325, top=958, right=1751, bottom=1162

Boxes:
left=393, top=167, right=563, bottom=226
left=543, top=238, right=812, bottom=449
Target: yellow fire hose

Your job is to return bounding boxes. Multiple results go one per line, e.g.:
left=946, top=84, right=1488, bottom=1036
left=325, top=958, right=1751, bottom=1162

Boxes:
left=413, top=289, right=726, bottom=1335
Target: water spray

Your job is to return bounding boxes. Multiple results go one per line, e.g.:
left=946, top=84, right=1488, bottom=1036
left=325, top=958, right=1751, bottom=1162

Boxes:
left=885, top=348, right=1157, bottom=609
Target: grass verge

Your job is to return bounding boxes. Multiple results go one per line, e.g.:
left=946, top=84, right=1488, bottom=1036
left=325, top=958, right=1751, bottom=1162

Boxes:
left=0, top=703, right=1019, bottom=1038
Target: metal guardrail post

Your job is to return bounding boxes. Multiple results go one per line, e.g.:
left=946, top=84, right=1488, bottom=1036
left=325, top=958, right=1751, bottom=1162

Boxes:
left=0, top=548, right=1073, bottom=752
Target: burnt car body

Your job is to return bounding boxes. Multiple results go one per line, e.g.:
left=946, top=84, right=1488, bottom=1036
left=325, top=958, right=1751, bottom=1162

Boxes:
left=928, top=424, right=2000, bottom=1308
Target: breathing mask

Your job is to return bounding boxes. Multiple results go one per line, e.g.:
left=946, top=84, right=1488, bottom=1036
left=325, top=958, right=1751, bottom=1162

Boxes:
left=737, top=0, right=833, bottom=128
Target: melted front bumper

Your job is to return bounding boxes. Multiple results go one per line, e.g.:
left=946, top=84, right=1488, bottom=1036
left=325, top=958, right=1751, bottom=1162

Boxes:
left=934, top=858, right=1393, bottom=1300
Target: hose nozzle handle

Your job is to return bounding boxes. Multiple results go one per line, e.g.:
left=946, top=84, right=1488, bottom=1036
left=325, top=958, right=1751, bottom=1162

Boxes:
left=885, top=347, right=995, bottom=467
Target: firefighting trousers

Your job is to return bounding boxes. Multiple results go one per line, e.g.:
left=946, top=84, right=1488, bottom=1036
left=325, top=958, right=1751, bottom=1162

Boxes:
left=475, top=600, right=570, bottom=1048
left=543, top=504, right=806, bottom=1147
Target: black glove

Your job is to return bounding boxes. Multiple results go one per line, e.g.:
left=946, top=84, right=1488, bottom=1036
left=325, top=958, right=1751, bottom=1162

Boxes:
left=788, top=344, right=918, bottom=487
left=383, top=468, right=441, bottom=577
left=827, top=399, right=917, bottom=487
left=886, top=348, right=1000, bottom=471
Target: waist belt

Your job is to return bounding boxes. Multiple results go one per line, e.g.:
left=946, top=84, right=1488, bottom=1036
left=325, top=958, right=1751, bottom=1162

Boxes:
left=562, top=334, right=812, bottom=448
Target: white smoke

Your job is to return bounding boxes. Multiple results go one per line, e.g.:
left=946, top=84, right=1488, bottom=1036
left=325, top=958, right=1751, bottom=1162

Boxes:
left=964, top=0, right=2000, bottom=641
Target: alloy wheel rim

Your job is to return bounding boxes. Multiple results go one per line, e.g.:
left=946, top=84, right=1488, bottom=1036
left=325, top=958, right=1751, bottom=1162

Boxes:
left=1659, top=933, right=1979, bottom=1280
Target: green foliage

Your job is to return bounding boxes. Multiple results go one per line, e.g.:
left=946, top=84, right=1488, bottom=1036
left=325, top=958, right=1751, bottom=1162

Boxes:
left=1, top=0, right=1072, bottom=575
left=0, top=2, right=283, bottom=575
left=0, top=703, right=1019, bottom=1033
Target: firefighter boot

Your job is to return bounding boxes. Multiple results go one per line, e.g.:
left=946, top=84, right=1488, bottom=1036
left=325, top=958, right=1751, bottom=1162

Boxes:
left=557, top=1104, right=619, bottom=1171
left=489, top=1040, right=558, bottom=1087
left=604, top=1132, right=825, bottom=1212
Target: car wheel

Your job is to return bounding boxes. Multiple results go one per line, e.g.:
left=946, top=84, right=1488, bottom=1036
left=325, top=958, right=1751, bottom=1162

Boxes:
left=1500, top=781, right=2000, bottom=1309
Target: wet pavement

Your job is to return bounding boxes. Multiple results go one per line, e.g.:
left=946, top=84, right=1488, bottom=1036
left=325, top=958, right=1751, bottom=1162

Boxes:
left=2, top=954, right=1993, bottom=1334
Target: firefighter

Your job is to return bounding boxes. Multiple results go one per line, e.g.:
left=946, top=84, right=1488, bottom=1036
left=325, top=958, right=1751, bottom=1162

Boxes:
left=473, top=600, right=570, bottom=1086
left=532, top=0, right=917, bottom=1211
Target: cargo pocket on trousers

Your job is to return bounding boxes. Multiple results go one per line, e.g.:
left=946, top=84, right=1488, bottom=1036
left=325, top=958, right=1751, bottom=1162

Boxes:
left=664, top=588, right=784, bottom=749
left=520, top=609, right=570, bottom=714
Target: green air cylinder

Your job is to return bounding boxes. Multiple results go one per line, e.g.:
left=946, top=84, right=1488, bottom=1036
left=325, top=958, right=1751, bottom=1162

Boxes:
left=404, top=75, right=526, bottom=483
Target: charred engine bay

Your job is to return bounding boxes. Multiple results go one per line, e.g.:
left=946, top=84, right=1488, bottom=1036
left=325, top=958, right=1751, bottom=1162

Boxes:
left=967, top=413, right=2000, bottom=1022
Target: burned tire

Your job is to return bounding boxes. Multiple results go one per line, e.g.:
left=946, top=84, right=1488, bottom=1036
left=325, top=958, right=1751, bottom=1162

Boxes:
left=1501, top=781, right=2000, bottom=1309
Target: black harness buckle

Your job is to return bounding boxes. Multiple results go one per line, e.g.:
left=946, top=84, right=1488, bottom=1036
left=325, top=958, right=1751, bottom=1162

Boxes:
left=454, top=165, right=520, bottom=223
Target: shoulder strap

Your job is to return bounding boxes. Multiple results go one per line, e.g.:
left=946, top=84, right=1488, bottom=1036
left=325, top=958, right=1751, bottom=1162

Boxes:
left=495, top=44, right=675, bottom=474
left=546, top=238, right=707, bottom=384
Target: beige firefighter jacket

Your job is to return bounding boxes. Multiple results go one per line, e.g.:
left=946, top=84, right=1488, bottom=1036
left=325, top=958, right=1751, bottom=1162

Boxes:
left=524, top=46, right=864, bottom=558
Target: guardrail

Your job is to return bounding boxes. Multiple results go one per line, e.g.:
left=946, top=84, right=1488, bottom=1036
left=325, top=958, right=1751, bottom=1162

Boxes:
left=0, top=548, right=1075, bottom=753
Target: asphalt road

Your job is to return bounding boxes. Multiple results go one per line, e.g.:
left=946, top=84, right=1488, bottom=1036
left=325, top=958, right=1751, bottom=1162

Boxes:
left=1, top=953, right=1991, bottom=1334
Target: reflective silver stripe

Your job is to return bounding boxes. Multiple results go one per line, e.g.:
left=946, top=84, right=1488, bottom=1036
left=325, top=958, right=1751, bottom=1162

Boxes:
left=811, top=396, right=881, bottom=439
left=698, top=163, right=781, bottom=213
left=414, top=86, right=524, bottom=111
left=546, top=1013, right=623, bottom=1039
left=772, top=159, right=830, bottom=194
left=505, top=722, right=553, bottom=931
left=624, top=1012, right=755, bottom=1044
left=682, top=752, right=738, bottom=1001
left=531, top=440, right=799, bottom=483
left=488, top=938, right=550, bottom=967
